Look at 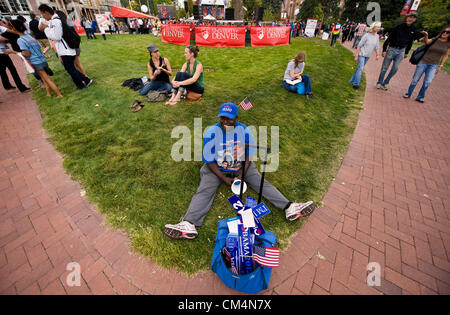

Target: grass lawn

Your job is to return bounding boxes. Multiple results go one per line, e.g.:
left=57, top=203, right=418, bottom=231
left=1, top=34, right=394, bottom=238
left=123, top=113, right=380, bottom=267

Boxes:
left=31, top=34, right=364, bottom=274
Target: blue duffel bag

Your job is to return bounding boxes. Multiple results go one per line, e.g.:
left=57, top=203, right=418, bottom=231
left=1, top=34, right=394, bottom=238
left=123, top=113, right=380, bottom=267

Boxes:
left=211, top=216, right=277, bottom=294
left=296, top=82, right=305, bottom=95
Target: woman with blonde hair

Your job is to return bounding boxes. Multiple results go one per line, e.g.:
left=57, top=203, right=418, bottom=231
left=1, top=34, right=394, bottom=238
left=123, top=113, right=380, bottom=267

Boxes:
left=349, top=21, right=381, bottom=89
left=282, top=51, right=313, bottom=100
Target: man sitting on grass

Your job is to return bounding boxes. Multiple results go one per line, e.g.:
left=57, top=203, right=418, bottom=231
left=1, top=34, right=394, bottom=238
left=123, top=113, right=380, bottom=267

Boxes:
left=164, top=103, right=316, bottom=240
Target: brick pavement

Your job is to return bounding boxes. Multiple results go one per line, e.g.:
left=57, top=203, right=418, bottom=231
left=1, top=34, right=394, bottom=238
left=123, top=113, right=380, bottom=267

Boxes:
left=1, top=45, right=449, bottom=295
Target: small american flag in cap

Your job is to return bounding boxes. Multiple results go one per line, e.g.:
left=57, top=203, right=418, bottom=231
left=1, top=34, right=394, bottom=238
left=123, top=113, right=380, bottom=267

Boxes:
left=253, top=245, right=280, bottom=267
left=239, top=97, right=254, bottom=111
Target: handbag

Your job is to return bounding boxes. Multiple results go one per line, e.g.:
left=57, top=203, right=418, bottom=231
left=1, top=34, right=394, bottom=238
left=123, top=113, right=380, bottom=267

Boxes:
left=186, top=90, right=202, bottom=101
left=211, top=216, right=277, bottom=294
left=410, top=37, right=439, bottom=65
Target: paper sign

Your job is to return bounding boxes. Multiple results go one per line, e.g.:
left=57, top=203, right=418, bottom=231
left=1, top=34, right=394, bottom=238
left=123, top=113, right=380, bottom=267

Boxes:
left=253, top=217, right=266, bottom=236
left=245, top=196, right=258, bottom=209
left=239, top=209, right=256, bottom=228
left=227, top=220, right=240, bottom=234
left=228, top=195, right=245, bottom=212
left=252, top=203, right=271, bottom=218
left=237, top=224, right=254, bottom=274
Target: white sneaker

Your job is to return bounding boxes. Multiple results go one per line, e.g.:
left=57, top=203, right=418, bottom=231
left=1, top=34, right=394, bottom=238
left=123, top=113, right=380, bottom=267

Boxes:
left=285, top=201, right=316, bottom=222
left=164, top=221, right=198, bottom=239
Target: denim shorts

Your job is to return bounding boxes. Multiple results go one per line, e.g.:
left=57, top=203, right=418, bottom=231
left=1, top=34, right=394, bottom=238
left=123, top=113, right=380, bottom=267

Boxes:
left=32, top=62, right=49, bottom=71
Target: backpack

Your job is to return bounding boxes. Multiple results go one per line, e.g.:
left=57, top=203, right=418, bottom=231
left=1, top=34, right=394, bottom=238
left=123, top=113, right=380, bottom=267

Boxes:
left=54, top=17, right=81, bottom=49
left=147, top=90, right=170, bottom=102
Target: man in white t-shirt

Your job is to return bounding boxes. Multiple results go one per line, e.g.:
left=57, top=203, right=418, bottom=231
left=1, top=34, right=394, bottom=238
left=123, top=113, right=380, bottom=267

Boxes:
left=38, top=4, right=93, bottom=91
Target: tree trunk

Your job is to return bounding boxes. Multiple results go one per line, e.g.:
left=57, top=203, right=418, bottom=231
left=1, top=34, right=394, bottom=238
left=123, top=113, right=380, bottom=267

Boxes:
left=234, top=0, right=244, bottom=20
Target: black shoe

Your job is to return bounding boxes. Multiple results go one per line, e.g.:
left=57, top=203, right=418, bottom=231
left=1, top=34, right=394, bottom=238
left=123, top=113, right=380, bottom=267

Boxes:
left=19, top=87, right=31, bottom=93
left=85, top=79, right=93, bottom=88
left=352, top=85, right=359, bottom=89
left=415, top=98, right=424, bottom=103
left=403, top=94, right=411, bottom=99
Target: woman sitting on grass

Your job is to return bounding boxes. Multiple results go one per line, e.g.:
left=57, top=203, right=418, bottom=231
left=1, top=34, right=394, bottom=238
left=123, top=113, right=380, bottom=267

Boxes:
left=10, top=19, right=62, bottom=98
left=139, top=43, right=173, bottom=95
left=165, top=45, right=204, bottom=106
left=282, top=51, right=313, bottom=100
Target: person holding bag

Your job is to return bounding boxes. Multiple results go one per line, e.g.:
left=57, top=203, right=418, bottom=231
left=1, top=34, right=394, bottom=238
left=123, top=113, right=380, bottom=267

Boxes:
left=10, top=19, right=62, bottom=98
left=404, top=26, right=450, bottom=103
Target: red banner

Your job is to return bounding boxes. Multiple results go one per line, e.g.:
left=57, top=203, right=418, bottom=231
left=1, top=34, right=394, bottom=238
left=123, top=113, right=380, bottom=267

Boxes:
left=195, top=27, right=245, bottom=47
left=250, top=27, right=290, bottom=47
left=161, top=24, right=191, bottom=46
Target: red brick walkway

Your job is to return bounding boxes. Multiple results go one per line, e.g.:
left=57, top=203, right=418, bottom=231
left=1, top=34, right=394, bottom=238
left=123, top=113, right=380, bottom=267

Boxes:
left=1, top=46, right=449, bottom=295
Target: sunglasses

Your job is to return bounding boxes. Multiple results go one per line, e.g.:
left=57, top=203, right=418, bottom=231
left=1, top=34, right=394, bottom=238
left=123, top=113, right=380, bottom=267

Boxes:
left=444, top=31, right=450, bottom=34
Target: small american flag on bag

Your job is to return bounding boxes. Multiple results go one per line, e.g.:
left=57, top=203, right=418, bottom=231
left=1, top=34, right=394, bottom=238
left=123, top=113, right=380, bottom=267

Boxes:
left=239, top=97, right=253, bottom=111
left=253, top=245, right=280, bottom=267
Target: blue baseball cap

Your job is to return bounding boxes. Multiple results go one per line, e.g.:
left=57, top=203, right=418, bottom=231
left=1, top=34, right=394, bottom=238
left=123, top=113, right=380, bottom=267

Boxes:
left=217, top=103, right=238, bottom=119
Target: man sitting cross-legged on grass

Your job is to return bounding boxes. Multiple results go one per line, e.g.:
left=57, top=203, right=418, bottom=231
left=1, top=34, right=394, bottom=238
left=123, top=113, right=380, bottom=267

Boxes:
left=164, top=102, right=316, bottom=240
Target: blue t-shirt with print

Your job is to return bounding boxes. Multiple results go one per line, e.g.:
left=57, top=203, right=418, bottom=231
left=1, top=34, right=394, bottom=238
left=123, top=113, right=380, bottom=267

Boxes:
left=202, top=121, right=257, bottom=173
left=17, top=35, right=46, bottom=65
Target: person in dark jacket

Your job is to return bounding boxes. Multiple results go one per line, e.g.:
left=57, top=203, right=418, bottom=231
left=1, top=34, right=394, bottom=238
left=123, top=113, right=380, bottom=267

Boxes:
left=376, top=12, right=417, bottom=90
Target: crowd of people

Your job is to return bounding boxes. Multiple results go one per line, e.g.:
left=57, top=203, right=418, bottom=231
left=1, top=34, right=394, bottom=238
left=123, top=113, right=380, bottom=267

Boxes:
left=0, top=4, right=93, bottom=99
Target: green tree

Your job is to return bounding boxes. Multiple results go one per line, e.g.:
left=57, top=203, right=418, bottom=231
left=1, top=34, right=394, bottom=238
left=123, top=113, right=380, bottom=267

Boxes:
left=262, top=0, right=281, bottom=14
left=243, top=0, right=262, bottom=20
left=297, top=0, right=317, bottom=22
left=419, top=0, right=450, bottom=36
left=187, top=0, right=194, bottom=16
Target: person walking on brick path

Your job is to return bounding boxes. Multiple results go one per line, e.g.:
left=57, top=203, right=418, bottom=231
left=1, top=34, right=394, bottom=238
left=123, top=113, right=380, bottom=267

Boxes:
left=403, top=26, right=450, bottom=103
left=376, top=12, right=417, bottom=90
left=352, top=21, right=367, bottom=48
left=330, top=22, right=342, bottom=47
left=163, top=103, right=316, bottom=240
left=349, top=22, right=381, bottom=89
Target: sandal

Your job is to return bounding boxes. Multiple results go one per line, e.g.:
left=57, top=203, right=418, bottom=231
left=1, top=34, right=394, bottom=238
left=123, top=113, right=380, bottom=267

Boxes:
left=132, top=103, right=144, bottom=112
left=130, top=100, right=140, bottom=108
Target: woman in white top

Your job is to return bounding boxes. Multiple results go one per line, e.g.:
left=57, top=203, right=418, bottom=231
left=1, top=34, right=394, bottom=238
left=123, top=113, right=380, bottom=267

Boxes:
left=349, top=22, right=381, bottom=89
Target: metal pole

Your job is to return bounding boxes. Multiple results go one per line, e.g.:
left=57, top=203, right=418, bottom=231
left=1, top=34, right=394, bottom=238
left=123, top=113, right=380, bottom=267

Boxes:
left=257, top=147, right=270, bottom=204
left=239, top=143, right=247, bottom=201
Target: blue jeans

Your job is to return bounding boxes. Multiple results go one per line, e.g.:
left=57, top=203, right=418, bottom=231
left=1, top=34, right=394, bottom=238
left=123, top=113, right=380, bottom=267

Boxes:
left=139, top=80, right=172, bottom=95
left=353, top=36, right=362, bottom=48
left=406, top=62, right=439, bottom=100
left=349, top=56, right=370, bottom=87
left=331, top=34, right=339, bottom=46
left=377, top=47, right=405, bottom=85
left=283, top=74, right=313, bottom=95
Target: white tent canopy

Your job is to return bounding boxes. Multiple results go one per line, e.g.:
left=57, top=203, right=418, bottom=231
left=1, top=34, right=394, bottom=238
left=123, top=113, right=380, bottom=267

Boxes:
left=200, top=0, right=226, bottom=5
left=203, top=14, right=216, bottom=20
